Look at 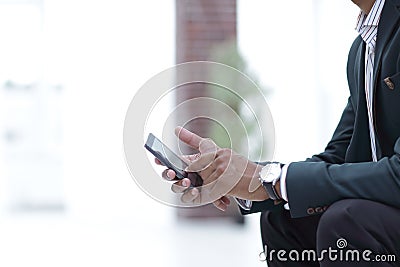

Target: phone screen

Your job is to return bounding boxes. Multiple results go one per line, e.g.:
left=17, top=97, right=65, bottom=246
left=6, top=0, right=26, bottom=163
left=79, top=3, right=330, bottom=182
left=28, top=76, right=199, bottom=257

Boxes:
left=149, top=134, right=187, bottom=170
left=145, top=133, right=203, bottom=186
left=145, top=133, right=188, bottom=179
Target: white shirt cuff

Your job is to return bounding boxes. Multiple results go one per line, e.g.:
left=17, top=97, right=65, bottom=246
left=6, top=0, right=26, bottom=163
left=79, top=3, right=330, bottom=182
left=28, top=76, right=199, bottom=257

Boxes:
left=234, top=198, right=252, bottom=211
left=280, top=163, right=291, bottom=210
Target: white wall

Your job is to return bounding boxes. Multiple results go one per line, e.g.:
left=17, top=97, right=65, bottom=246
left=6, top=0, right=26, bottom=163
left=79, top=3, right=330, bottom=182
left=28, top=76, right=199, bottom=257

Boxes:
left=0, top=0, right=178, bottom=266
left=238, top=0, right=359, bottom=162
left=0, top=1, right=363, bottom=266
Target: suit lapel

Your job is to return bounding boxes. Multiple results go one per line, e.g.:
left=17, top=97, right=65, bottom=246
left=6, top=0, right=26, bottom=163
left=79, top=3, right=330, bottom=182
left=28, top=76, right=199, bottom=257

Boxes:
left=355, top=40, right=365, bottom=111
left=347, top=39, right=373, bottom=162
left=373, top=0, right=400, bottom=85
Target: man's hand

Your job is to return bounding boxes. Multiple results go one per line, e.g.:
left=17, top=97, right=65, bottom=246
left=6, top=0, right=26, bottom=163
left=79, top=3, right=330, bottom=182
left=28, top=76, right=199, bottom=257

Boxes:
left=156, top=157, right=232, bottom=211
left=156, top=127, right=269, bottom=210
left=155, top=128, right=231, bottom=211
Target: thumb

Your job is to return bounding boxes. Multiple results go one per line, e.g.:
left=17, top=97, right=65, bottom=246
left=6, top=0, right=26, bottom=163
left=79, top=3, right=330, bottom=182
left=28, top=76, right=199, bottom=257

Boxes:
left=185, top=151, right=216, bottom=172
left=185, top=138, right=218, bottom=172
left=198, top=138, right=218, bottom=154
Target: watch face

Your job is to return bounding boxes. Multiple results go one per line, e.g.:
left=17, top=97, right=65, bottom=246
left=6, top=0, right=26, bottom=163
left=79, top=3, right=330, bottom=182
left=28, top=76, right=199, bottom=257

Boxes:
left=260, top=163, right=281, bottom=183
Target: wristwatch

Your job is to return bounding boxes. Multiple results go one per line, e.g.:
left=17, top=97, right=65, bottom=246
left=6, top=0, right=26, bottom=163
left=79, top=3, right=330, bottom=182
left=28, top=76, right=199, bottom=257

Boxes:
left=259, top=162, right=282, bottom=200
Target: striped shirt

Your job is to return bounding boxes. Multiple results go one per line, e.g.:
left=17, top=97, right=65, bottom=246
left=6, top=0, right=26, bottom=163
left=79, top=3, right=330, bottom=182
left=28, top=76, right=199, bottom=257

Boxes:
left=355, top=0, right=385, bottom=162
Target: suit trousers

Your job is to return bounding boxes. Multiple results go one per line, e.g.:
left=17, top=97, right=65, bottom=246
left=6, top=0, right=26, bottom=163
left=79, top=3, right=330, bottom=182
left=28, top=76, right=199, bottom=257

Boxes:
left=260, top=199, right=400, bottom=266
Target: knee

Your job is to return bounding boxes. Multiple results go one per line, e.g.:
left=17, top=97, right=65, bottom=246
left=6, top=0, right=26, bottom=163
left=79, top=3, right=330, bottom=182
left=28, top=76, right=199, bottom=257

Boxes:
left=318, top=200, right=350, bottom=229
left=316, top=199, right=369, bottom=246
left=318, top=199, right=368, bottom=229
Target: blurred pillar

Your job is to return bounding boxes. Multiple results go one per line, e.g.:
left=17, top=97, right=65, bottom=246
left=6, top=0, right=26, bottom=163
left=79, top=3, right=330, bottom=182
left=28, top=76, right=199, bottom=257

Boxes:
left=175, top=0, right=242, bottom=222
left=175, top=0, right=237, bottom=143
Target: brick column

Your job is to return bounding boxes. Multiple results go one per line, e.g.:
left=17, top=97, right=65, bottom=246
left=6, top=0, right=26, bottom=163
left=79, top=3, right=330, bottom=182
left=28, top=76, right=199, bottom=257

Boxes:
left=175, top=0, right=242, bottom=222
left=175, top=0, right=237, bottom=144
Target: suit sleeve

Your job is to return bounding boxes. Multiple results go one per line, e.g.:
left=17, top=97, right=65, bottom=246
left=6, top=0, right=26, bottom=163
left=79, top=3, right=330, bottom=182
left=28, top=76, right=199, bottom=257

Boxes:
left=286, top=94, right=400, bottom=218
left=239, top=98, right=356, bottom=215
left=287, top=138, right=400, bottom=218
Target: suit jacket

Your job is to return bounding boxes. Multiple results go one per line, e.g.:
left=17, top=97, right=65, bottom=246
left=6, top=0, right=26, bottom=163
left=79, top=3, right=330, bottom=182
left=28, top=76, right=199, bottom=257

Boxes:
left=242, top=0, right=400, bottom=218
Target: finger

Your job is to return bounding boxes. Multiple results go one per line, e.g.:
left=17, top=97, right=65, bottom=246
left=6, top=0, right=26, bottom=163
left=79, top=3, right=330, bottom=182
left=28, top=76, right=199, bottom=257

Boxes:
left=171, top=178, right=191, bottom=193
left=213, top=198, right=228, bottom=211
left=212, top=196, right=231, bottom=211
left=181, top=153, right=200, bottom=164
left=181, top=187, right=200, bottom=203
left=155, top=158, right=163, bottom=166
left=162, top=169, right=176, bottom=181
left=220, top=196, right=231, bottom=205
left=175, top=126, right=204, bottom=150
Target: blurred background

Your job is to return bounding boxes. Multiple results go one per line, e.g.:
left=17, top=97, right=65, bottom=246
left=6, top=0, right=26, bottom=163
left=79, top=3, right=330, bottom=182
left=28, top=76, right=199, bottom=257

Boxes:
left=0, top=0, right=359, bottom=266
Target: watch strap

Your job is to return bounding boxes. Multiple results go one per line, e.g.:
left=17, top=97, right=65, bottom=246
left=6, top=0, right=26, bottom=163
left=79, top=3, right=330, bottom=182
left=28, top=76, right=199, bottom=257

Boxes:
left=260, top=162, right=282, bottom=200
left=262, top=179, right=280, bottom=200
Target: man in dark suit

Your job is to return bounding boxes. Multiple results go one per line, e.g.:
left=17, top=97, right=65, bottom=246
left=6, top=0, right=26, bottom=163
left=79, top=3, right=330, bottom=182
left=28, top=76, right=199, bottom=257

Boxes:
left=160, top=0, right=400, bottom=265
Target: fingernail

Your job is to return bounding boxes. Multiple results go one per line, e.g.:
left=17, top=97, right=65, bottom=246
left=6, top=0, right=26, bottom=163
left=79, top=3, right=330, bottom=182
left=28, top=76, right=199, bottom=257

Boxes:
left=182, top=180, right=189, bottom=187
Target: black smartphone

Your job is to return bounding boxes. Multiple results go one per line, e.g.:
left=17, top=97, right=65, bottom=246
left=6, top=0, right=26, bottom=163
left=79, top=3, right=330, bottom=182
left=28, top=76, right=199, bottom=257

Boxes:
left=144, top=133, right=203, bottom=186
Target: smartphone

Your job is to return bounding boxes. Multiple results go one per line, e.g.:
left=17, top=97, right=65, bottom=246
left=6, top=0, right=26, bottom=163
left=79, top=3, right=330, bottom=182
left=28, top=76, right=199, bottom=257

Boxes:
left=144, top=133, right=203, bottom=186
